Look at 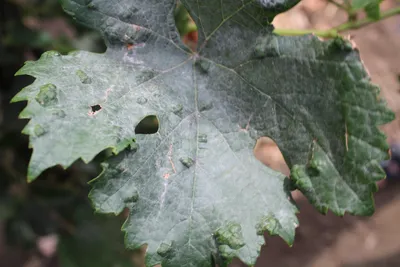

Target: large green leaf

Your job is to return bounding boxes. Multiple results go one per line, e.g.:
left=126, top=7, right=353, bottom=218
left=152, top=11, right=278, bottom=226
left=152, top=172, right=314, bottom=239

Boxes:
left=12, top=0, right=393, bottom=266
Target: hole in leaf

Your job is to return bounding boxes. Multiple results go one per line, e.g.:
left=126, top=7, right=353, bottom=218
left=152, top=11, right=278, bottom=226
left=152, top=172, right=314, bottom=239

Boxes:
left=132, top=244, right=148, bottom=267
left=255, top=137, right=304, bottom=201
left=174, top=1, right=198, bottom=51
left=254, top=137, right=289, bottom=176
left=91, top=104, right=102, bottom=113
left=135, top=115, right=159, bottom=134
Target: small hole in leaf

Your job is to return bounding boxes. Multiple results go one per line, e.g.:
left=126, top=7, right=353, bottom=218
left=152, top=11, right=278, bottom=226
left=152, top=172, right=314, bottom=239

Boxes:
left=254, top=137, right=289, bottom=176
left=135, top=115, right=159, bottom=134
left=91, top=104, right=102, bottom=113
left=254, top=137, right=304, bottom=201
left=174, top=2, right=198, bottom=51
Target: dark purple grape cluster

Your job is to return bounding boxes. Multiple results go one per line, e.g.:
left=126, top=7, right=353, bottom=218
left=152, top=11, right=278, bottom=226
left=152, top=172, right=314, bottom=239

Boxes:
left=381, top=144, right=400, bottom=181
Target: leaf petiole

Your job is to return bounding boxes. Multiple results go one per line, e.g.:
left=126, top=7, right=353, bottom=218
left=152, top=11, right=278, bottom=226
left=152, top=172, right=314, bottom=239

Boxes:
left=273, top=6, right=400, bottom=38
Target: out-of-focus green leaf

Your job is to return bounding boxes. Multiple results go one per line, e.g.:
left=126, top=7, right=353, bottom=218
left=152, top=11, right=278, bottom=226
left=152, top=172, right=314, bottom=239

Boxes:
left=58, top=205, right=132, bottom=267
left=351, top=0, right=381, bottom=20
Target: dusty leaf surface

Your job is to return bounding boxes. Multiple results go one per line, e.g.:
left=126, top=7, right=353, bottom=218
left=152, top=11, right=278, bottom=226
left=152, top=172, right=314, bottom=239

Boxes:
left=13, top=0, right=393, bottom=266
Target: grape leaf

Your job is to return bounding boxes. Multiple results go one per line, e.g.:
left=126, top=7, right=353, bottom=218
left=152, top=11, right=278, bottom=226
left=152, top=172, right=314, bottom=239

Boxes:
left=12, top=0, right=393, bottom=266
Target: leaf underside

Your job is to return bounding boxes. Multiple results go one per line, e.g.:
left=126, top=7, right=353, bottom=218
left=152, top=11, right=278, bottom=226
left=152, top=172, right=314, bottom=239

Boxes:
left=12, top=0, right=393, bottom=266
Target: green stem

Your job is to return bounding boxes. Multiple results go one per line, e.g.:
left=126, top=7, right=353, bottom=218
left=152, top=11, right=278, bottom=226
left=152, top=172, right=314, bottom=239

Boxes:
left=272, top=28, right=339, bottom=38
left=335, top=6, right=400, bottom=31
left=273, top=6, right=400, bottom=38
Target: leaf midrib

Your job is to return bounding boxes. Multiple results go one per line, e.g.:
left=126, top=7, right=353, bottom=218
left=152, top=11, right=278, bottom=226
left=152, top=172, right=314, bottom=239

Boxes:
left=187, top=60, right=200, bottom=247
